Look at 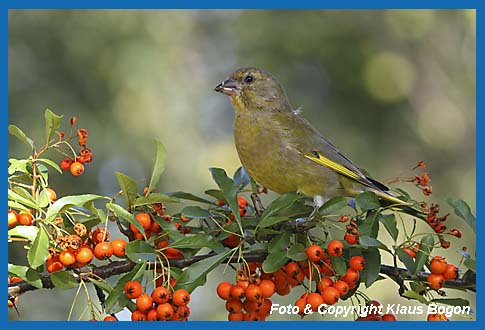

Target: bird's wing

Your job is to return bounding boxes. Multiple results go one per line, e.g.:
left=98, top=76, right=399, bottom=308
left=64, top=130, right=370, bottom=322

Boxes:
left=289, top=113, right=375, bottom=188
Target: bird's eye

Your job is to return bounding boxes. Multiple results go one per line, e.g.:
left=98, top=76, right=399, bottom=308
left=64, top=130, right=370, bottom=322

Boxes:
left=244, top=74, right=254, bottom=84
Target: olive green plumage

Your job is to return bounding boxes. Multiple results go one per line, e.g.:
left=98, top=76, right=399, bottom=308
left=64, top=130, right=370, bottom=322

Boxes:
left=214, top=67, right=406, bottom=206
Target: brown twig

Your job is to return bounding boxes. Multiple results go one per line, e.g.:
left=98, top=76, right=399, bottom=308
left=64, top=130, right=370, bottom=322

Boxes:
left=8, top=251, right=475, bottom=299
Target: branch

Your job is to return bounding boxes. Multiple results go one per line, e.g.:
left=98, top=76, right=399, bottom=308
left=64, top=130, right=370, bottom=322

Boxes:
left=8, top=252, right=475, bottom=299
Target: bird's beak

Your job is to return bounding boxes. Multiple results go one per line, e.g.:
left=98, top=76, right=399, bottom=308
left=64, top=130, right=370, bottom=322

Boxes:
left=214, top=78, right=240, bottom=96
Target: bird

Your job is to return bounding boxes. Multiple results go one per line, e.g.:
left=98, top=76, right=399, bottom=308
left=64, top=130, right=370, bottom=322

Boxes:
left=214, top=67, right=412, bottom=216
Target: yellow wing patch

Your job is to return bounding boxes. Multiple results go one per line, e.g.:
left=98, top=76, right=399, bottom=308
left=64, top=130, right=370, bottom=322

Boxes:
left=304, top=152, right=370, bottom=187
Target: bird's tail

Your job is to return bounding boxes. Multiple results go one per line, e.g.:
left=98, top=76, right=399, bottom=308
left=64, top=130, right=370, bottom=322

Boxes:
left=366, top=178, right=426, bottom=220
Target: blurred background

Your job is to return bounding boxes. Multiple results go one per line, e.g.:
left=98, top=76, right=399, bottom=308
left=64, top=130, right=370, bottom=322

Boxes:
left=8, top=10, right=475, bottom=321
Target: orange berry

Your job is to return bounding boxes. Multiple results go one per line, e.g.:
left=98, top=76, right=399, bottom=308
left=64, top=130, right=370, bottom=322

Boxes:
left=135, top=213, right=152, bottom=231
left=172, top=288, right=190, bottom=306
left=306, top=292, right=324, bottom=311
left=427, top=274, right=445, bottom=290
left=259, top=280, right=275, bottom=298
left=59, top=250, right=76, bottom=267
left=228, top=312, right=244, bottom=321
left=136, top=293, right=153, bottom=313
left=94, top=242, right=113, bottom=260
left=344, top=233, right=358, bottom=245
left=217, top=282, right=233, bottom=300
left=317, top=277, right=333, bottom=292
left=327, top=240, right=344, bottom=257
left=70, top=162, right=85, bottom=176
left=91, top=227, right=110, bottom=244
left=124, top=280, right=142, bottom=299
left=18, top=211, right=33, bottom=226
left=152, top=286, right=170, bottom=304
left=230, top=285, right=245, bottom=300
left=428, top=313, right=448, bottom=321
left=46, top=255, right=63, bottom=273
left=322, top=287, right=340, bottom=305
left=333, top=280, right=350, bottom=296
left=349, top=256, right=365, bottom=271
left=225, top=299, right=243, bottom=313
left=103, top=316, right=117, bottom=321
left=403, top=247, right=416, bottom=259
left=245, top=284, right=262, bottom=302
left=443, top=264, right=458, bottom=280
left=75, top=246, right=94, bottom=265
left=60, top=158, right=74, bottom=171
left=8, top=210, right=18, bottom=228
left=45, top=188, right=57, bottom=201
left=430, top=256, right=447, bottom=275
left=382, top=313, right=397, bottom=321
left=131, top=310, right=146, bottom=321
left=146, top=309, right=158, bottom=321
left=111, top=238, right=127, bottom=257
left=306, top=245, right=324, bottom=262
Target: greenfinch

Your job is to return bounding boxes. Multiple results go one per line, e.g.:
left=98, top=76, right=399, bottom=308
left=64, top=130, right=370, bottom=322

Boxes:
left=215, top=67, right=409, bottom=210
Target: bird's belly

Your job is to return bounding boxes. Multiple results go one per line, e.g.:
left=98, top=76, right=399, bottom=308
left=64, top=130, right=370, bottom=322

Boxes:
left=234, top=114, right=342, bottom=198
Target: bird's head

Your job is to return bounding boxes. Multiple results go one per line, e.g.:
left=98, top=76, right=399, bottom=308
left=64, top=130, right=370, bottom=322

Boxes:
left=215, top=67, right=290, bottom=112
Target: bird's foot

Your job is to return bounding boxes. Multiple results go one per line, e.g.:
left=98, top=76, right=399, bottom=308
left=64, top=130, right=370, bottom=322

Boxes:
left=250, top=193, right=265, bottom=216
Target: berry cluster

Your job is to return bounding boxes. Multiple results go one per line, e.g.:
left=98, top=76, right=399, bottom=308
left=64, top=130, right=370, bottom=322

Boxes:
left=59, top=118, right=94, bottom=177
left=217, top=267, right=274, bottom=321
left=123, top=280, right=190, bottom=321
left=427, top=256, right=458, bottom=290
left=45, top=225, right=127, bottom=272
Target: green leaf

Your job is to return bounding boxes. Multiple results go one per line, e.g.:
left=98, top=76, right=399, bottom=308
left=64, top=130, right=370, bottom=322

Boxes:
left=154, top=218, right=183, bottom=240
left=209, top=168, right=242, bottom=229
left=358, top=236, right=385, bottom=249
left=464, top=258, right=476, bottom=272
left=362, top=248, right=381, bottom=287
left=8, top=158, right=30, bottom=175
left=105, top=262, right=146, bottom=313
left=257, top=216, right=290, bottom=229
left=431, top=298, right=470, bottom=307
left=286, top=243, right=307, bottom=261
left=447, top=198, right=475, bottom=233
left=45, top=194, right=105, bottom=221
left=87, top=278, right=113, bottom=294
left=44, top=109, right=63, bottom=144
left=167, top=191, right=214, bottom=204
left=402, top=290, right=429, bottom=304
left=379, top=214, right=398, bottom=241
left=169, top=234, right=223, bottom=251
left=204, top=189, right=225, bottom=201
left=133, top=193, right=179, bottom=207
left=413, top=235, right=434, bottom=275
left=358, top=211, right=379, bottom=238
left=268, top=231, right=291, bottom=253
left=148, top=139, right=167, bottom=192
left=260, top=192, right=302, bottom=221
left=106, top=203, right=146, bottom=240
left=396, top=248, right=415, bottom=271
left=180, top=206, right=211, bottom=218
left=319, top=196, right=348, bottom=215
left=356, top=191, right=380, bottom=211
left=8, top=189, right=41, bottom=211
left=233, top=167, right=250, bottom=189
left=175, top=249, right=232, bottom=293
left=8, top=264, right=42, bottom=288
left=115, top=172, right=138, bottom=208
left=262, top=250, right=289, bottom=273
left=8, top=125, right=33, bottom=149
left=329, top=256, right=347, bottom=276
left=37, top=158, right=62, bottom=174
left=8, top=225, right=39, bottom=241
left=125, top=240, right=156, bottom=263
left=51, top=271, right=78, bottom=289
left=27, top=228, right=49, bottom=268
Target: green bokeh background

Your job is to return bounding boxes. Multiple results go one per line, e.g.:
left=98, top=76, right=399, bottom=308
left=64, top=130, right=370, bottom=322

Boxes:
left=8, top=10, right=475, bottom=321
